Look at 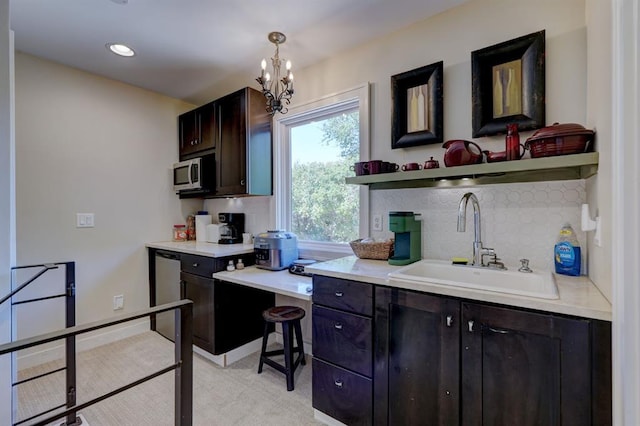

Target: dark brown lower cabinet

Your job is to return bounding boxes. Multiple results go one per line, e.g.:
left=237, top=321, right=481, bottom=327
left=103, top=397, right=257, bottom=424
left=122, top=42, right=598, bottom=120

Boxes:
left=312, top=358, right=372, bottom=425
left=312, top=276, right=374, bottom=425
left=181, top=272, right=274, bottom=355
left=374, top=287, right=460, bottom=425
left=374, top=286, right=612, bottom=426
left=461, top=302, right=591, bottom=426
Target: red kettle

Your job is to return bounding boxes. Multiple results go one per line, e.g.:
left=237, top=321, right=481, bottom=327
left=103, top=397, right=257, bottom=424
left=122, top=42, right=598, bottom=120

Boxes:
left=442, top=140, right=483, bottom=167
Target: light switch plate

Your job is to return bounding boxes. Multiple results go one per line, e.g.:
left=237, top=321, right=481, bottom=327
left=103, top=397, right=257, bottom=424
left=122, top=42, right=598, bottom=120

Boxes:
left=113, top=294, right=124, bottom=310
left=76, top=213, right=95, bottom=228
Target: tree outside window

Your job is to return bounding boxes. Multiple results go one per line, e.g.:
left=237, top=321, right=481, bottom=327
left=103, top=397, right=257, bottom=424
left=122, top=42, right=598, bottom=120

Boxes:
left=290, top=111, right=359, bottom=243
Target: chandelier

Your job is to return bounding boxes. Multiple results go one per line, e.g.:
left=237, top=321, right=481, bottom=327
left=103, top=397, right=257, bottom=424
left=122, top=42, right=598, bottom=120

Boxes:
left=256, top=32, right=294, bottom=115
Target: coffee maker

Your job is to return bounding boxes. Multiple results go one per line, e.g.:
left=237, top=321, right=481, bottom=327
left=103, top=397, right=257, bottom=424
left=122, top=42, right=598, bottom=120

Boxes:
left=217, top=213, right=245, bottom=244
left=388, top=211, right=422, bottom=266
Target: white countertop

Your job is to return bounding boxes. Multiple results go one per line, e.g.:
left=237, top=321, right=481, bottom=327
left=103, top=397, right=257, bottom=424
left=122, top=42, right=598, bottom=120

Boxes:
left=306, top=256, right=612, bottom=321
left=146, top=241, right=255, bottom=258
left=213, top=266, right=313, bottom=301
left=146, top=241, right=312, bottom=300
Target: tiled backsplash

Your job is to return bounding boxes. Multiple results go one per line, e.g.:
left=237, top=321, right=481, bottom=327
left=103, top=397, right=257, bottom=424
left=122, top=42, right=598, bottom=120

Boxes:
left=370, top=181, right=587, bottom=273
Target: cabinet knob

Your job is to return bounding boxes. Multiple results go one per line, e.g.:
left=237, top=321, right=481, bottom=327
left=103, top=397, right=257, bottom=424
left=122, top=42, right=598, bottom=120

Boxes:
left=334, top=291, right=343, bottom=297
left=240, top=179, right=245, bottom=186
left=446, top=315, right=454, bottom=327
left=468, top=320, right=475, bottom=332
left=334, top=323, right=343, bottom=330
left=193, top=263, right=199, bottom=267
left=334, top=379, right=343, bottom=388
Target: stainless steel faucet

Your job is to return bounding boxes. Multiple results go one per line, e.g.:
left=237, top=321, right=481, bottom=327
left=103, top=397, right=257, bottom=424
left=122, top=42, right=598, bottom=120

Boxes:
left=457, top=192, right=494, bottom=266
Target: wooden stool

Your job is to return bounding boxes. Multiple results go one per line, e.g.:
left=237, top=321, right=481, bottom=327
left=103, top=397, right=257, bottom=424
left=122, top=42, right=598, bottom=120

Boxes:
left=257, top=306, right=306, bottom=391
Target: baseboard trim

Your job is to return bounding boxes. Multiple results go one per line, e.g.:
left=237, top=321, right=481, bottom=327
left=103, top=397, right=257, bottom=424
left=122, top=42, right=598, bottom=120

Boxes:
left=314, top=409, right=347, bottom=426
left=193, top=331, right=313, bottom=368
left=193, top=337, right=264, bottom=368
left=17, top=319, right=150, bottom=370
left=273, top=331, right=313, bottom=355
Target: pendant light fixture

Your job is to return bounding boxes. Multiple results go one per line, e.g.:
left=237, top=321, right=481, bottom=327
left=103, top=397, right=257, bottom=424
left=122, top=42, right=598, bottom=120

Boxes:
left=256, top=32, right=294, bottom=115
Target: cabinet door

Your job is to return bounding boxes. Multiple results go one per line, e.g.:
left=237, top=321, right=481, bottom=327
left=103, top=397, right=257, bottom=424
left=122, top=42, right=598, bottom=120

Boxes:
left=461, top=302, right=591, bottom=426
left=216, top=89, right=247, bottom=195
left=374, top=287, right=460, bottom=425
left=181, top=271, right=215, bottom=353
left=179, top=109, right=198, bottom=157
left=179, top=103, right=216, bottom=159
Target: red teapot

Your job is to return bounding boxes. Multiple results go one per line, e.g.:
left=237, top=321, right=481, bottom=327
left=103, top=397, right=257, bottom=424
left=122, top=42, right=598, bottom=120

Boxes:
left=442, top=140, right=483, bottom=167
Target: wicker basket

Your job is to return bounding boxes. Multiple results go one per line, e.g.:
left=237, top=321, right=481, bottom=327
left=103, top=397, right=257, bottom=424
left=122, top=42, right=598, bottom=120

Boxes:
left=349, top=239, right=394, bottom=260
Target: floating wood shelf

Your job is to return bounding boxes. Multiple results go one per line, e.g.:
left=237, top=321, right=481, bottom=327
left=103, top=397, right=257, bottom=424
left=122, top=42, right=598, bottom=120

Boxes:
left=345, top=152, right=599, bottom=189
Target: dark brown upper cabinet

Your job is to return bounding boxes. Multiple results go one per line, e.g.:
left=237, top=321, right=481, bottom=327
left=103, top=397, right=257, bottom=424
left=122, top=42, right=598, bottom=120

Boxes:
left=176, top=87, right=272, bottom=197
left=215, top=87, right=272, bottom=197
left=178, top=101, right=215, bottom=159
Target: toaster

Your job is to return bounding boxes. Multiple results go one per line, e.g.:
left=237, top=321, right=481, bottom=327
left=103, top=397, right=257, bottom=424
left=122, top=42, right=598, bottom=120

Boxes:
left=254, top=230, right=299, bottom=271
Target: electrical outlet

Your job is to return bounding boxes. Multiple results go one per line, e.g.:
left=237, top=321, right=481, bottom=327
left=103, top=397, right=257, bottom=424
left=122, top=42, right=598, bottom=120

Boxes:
left=76, top=213, right=95, bottom=228
left=113, top=294, right=124, bottom=310
left=372, top=214, right=383, bottom=231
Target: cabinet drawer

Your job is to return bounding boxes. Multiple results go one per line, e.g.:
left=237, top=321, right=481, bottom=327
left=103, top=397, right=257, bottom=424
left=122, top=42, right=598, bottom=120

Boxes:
left=180, top=254, right=219, bottom=278
left=313, top=275, right=373, bottom=316
left=313, top=358, right=372, bottom=426
left=313, top=305, right=372, bottom=377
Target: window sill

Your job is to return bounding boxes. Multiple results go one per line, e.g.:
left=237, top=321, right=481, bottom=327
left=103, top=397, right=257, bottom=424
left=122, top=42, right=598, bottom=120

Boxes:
left=298, top=241, right=353, bottom=262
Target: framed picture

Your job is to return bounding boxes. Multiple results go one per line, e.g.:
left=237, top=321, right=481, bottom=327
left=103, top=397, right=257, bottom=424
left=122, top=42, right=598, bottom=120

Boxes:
left=391, top=61, right=443, bottom=149
left=471, top=30, right=545, bottom=138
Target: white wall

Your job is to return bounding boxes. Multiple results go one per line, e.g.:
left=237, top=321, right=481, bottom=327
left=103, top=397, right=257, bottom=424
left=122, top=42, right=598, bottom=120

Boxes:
left=13, top=53, right=201, bottom=366
left=1, top=0, right=15, bottom=419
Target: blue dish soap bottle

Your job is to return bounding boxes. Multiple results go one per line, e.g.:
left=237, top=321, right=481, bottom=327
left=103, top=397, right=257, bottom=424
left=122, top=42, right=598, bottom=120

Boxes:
left=554, top=223, right=581, bottom=276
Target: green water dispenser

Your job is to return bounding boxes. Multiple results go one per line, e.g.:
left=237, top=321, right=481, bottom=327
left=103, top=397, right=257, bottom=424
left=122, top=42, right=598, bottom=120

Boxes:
left=388, top=211, right=422, bottom=266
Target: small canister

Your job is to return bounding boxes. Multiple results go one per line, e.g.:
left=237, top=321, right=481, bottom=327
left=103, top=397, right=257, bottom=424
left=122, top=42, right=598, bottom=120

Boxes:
left=173, top=224, right=187, bottom=242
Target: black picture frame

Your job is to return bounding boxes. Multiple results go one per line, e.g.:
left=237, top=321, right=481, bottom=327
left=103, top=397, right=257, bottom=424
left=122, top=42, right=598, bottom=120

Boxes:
left=471, top=30, right=545, bottom=138
left=391, top=61, right=443, bottom=149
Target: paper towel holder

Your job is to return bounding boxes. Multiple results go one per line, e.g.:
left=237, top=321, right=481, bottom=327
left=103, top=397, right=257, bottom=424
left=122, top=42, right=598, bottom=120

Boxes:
left=581, top=204, right=601, bottom=247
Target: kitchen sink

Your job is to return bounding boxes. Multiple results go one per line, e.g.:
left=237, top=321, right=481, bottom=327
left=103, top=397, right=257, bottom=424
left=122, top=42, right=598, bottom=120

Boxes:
left=388, top=259, right=559, bottom=299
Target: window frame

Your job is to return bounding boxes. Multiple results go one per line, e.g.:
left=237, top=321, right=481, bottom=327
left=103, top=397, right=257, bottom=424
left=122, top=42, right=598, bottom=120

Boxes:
left=272, top=83, right=370, bottom=258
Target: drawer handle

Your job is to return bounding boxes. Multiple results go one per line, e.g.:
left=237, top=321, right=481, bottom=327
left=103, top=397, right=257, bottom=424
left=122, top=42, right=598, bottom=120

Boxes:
left=192, top=263, right=199, bottom=267
left=334, top=323, right=343, bottom=330
left=334, top=379, right=343, bottom=388
left=334, top=291, right=343, bottom=297
left=468, top=320, right=475, bottom=333
left=446, top=315, right=454, bottom=327
left=488, top=327, right=509, bottom=334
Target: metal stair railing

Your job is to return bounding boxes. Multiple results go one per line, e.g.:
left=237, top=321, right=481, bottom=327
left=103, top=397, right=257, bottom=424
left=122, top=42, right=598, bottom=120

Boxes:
left=4, top=262, right=77, bottom=425
left=0, top=300, right=194, bottom=426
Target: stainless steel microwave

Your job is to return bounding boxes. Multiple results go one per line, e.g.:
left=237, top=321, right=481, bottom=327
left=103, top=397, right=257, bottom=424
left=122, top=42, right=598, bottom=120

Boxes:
left=173, top=154, right=216, bottom=197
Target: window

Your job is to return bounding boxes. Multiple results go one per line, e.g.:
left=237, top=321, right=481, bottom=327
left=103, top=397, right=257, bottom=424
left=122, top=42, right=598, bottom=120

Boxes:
left=274, top=84, right=370, bottom=254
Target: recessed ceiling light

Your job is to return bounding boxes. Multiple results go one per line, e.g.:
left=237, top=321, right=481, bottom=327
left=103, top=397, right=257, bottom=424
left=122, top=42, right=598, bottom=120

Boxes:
left=106, top=43, right=135, bottom=57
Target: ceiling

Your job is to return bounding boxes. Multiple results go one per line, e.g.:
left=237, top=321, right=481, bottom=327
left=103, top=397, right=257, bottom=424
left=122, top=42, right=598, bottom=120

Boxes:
left=10, top=0, right=469, bottom=105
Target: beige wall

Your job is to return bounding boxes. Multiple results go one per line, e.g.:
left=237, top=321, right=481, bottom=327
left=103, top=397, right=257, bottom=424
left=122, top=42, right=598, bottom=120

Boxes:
left=293, top=0, right=587, bottom=159
left=14, top=53, right=200, bottom=364
left=585, top=0, right=613, bottom=301
left=215, top=0, right=605, bottom=284
left=1, top=0, right=15, bottom=418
